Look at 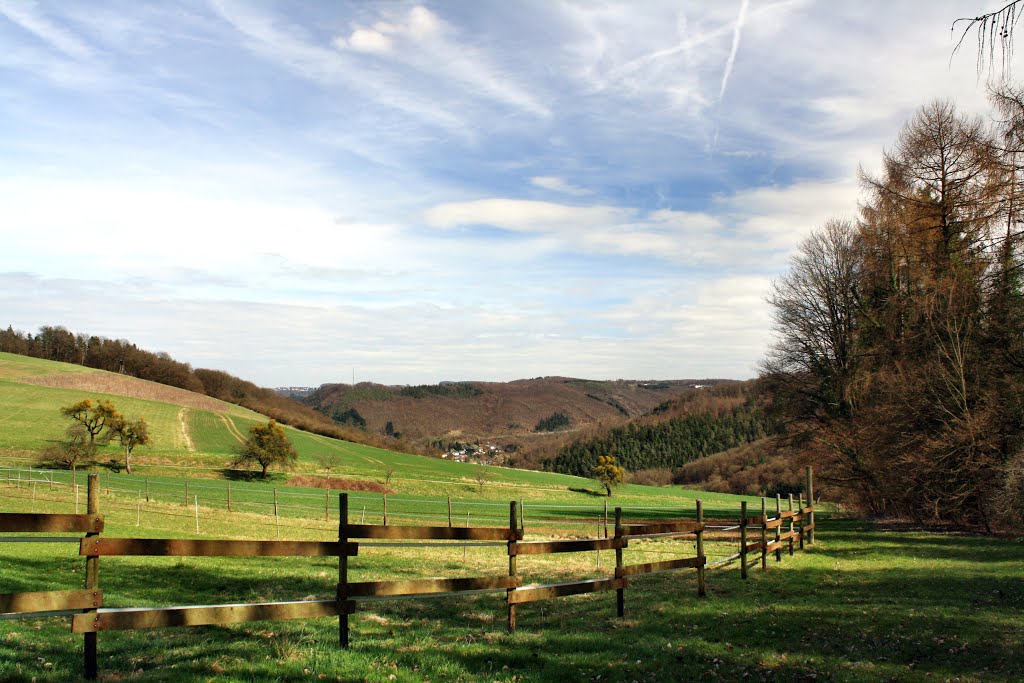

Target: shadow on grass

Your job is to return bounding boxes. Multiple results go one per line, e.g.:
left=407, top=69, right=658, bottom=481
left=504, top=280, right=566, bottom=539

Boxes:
left=221, top=468, right=279, bottom=483
left=567, top=487, right=605, bottom=498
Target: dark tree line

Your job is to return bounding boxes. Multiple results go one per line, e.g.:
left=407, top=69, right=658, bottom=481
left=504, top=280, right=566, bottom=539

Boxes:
left=762, top=90, right=1024, bottom=527
left=546, top=402, right=771, bottom=477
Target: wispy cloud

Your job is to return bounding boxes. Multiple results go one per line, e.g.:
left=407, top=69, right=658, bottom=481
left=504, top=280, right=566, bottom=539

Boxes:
left=0, top=1, right=94, bottom=59
left=719, top=0, right=749, bottom=101
left=0, top=1, right=1003, bottom=385
left=530, top=176, right=593, bottom=196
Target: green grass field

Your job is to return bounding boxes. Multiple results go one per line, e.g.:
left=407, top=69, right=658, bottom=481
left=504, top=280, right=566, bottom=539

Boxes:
left=0, top=351, right=765, bottom=509
left=0, top=484, right=1021, bottom=682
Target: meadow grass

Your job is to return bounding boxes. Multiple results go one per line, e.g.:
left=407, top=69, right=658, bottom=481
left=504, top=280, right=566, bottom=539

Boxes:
left=0, top=487, right=1021, bottom=682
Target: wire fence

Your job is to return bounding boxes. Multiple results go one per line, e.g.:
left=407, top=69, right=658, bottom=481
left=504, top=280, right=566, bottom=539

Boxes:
left=0, top=466, right=763, bottom=564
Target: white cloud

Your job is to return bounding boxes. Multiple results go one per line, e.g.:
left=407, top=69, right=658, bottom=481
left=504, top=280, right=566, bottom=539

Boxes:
left=530, top=176, right=592, bottom=196
left=0, top=1, right=1014, bottom=386
left=339, top=28, right=392, bottom=54
left=424, top=198, right=628, bottom=233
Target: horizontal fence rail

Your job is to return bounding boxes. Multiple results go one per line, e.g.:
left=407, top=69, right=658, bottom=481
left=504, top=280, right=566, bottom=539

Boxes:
left=0, top=468, right=818, bottom=679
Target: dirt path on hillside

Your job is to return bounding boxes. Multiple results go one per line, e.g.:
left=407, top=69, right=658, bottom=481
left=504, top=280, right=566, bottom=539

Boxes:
left=219, top=414, right=246, bottom=443
left=178, top=408, right=195, bottom=452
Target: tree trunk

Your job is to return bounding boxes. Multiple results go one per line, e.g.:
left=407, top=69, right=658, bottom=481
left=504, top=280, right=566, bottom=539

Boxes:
left=125, top=447, right=132, bottom=475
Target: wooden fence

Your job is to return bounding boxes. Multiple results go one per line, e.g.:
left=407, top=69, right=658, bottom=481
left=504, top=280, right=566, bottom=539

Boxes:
left=0, top=469, right=817, bottom=679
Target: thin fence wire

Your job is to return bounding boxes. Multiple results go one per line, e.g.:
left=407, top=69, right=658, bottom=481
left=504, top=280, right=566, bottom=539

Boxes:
left=0, top=467, right=775, bottom=560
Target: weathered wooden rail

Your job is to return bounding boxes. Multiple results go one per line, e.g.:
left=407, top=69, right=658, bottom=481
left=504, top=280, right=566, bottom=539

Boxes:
left=0, top=468, right=817, bottom=679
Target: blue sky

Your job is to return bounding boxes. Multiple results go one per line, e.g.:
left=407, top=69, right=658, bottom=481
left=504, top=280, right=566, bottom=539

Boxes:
left=0, top=1, right=1004, bottom=386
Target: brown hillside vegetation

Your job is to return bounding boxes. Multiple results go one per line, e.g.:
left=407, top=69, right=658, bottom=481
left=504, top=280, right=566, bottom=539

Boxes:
left=307, top=377, right=722, bottom=453
left=24, top=372, right=230, bottom=412
left=286, top=476, right=394, bottom=494
left=673, top=437, right=808, bottom=498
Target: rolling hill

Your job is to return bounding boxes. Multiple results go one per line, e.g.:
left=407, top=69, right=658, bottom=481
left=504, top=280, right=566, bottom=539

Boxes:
left=0, top=351, right=762, bottom=508
left=305, top=377, right=725, bottom=455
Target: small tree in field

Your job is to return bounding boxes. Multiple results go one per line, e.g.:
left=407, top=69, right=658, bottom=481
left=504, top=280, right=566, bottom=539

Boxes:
left=594, top=455, right=625, bottom=497
left=109, top=416, right=150, bottom=475
left=230, top=419, right=298, bottom=478
left=473, top=465, right=488, bottom=494
left=60, top=398, right=121, bottom=448
left=317, top=453, right=341, bottom=479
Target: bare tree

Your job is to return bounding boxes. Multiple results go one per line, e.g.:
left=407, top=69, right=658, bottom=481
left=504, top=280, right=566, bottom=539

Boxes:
left=952, top=1, right=1024, bottom=78
left=473, top=465, right=488, bottom=495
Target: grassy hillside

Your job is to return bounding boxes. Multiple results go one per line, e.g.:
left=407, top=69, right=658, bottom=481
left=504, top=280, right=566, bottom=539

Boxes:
left=0, top=352, right=756, bottom=507
left=1, top=485, right=1021, bottom=682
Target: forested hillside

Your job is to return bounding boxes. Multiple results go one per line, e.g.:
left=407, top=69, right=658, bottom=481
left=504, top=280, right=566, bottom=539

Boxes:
left=761, top=90, right=1024, bottom=527
left=545, top=381, right=774, bottom=477
left=304, top=377, right=720, bottom=453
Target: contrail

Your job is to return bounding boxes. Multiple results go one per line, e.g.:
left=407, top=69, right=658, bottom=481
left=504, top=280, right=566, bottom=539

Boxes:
left=719, top=0, right=749, bottom=101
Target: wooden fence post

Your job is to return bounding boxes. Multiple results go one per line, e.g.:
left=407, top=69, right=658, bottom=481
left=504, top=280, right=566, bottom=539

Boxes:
left=507, top=501, right=518, bottom=632
left=760, top=497, right=768, bottom=571
left=383, top=494, right=388, bottom=526
left=145, top=477, right=149, bottom=503
left=273, top=488, right=279, bottom=517
left=614, top=507, right=624, bottom=617
left=695, top=500, right=705, bottom=597
left=603, top=500, right=609, bottom=539
left=775, top=494, right=782, bottom=563
left=740, top=501, right=748, bottom=580
left=338, top=493, right=350, bottom=649
left=447, top=496, right=452, bottom=527
left=788, top=494, right=795, bottom=556
left=325, top=489, right=330, bottom=521
left=798, top=493, right=805, bottom=550
left=84, top=474, right=100, bottom=680
left=806, top=466, right=815, bottom=545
